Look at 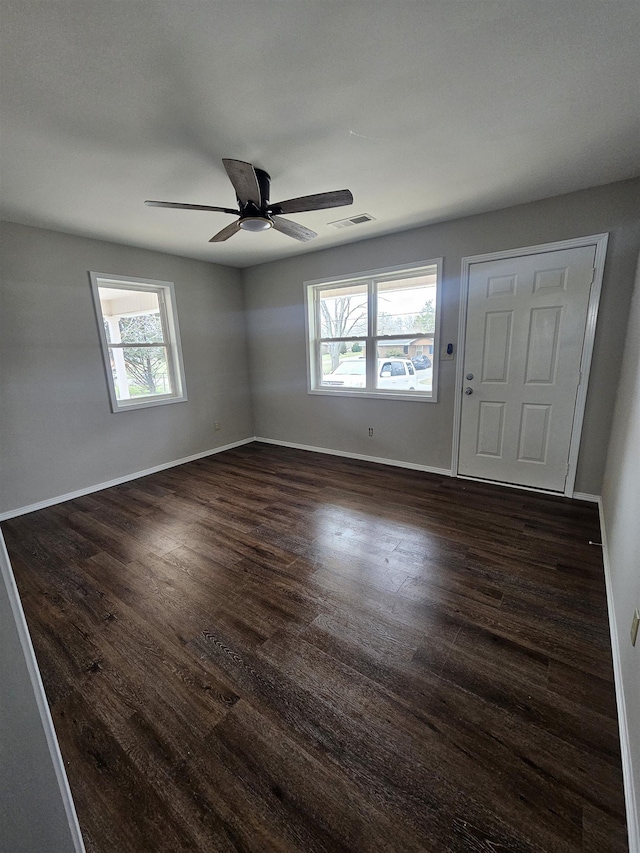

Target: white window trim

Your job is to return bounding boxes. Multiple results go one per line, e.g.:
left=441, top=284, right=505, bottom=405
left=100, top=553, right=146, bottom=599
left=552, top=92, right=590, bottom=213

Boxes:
left=304, top=259, right=442, bottom=403
left=89, top=272, right=188, bottom=412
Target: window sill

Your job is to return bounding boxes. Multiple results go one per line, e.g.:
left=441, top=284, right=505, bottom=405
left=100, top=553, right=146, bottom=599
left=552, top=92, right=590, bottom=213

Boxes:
left=110, top=394, right=188, bottom=413
left=308, top=388, right=437, bottom=403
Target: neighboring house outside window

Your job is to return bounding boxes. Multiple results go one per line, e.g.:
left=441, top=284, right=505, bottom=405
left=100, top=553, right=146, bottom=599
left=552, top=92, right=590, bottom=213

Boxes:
left=89, top=272, right=187, bottom=412
left=305, top=260, right=441, bottom=401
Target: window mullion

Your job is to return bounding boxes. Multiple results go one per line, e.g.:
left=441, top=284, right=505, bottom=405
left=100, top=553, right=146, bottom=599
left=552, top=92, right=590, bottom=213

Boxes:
left=366, top=279, right=376, bottom=391
left=108, top=342, right=167, bottom=348
left=315, top=288, right=322, bottom=389
left=157, top=290, right=177, bottom=394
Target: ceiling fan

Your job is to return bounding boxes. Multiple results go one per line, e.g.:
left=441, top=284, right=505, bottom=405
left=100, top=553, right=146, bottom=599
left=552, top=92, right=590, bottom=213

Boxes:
left=145, top=159, right=354, bottom=243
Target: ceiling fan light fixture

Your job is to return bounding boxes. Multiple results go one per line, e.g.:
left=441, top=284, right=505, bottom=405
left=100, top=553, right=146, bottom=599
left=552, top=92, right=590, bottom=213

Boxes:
left=239, top=216, right=273, bottom=232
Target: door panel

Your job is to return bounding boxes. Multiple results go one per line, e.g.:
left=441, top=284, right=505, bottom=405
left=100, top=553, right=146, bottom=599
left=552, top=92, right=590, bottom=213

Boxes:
left=458, top=245, right=596, bottom=492
left=482, top=312, right=512, bottom=382
left=476, top=402, right=505, bottom=457
left=525, top=307, right=561, bottom=384
left=517, top=403, right=551, bottom=463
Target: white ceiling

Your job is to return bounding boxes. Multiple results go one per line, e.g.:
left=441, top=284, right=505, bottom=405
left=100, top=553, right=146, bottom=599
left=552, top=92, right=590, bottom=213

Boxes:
left=1, top=1, right=639, bottom=268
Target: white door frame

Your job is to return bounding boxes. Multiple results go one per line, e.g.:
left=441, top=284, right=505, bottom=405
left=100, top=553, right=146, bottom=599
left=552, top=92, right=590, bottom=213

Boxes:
left=452, top=233, right=609, bottom=498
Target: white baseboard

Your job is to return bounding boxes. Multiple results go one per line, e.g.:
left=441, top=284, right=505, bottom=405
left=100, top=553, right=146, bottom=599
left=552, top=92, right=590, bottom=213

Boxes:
left=0, top=437, right=255, bottom=521
left=597, top=498, right=640, bottom=853
left=0, top=533, right=86, bottom=852
left=1, top=433, right=598, bottom=522
left=572, top=491, right=600, bottom=503
left=254, top=437, right=453, bottom=477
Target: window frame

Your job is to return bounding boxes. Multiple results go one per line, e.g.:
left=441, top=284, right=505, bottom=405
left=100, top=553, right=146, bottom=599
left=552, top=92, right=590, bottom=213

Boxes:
left=305, top=259, right=442, bottom=402
left=89, top=272, right=188, bottom=412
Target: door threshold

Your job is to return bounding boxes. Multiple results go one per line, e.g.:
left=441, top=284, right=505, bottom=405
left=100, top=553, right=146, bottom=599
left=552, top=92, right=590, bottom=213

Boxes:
left=454, top=473, right=567, bottom=498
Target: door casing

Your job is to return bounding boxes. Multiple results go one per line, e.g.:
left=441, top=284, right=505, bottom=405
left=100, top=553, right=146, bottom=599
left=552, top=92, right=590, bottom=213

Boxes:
left=453, top=233, right=609, bottom=497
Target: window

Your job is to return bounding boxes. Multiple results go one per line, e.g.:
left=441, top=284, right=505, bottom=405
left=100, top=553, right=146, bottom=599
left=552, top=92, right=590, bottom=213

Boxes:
left=89, top=272, right=187, bottom=412
left=305, top=260, right=441, bottom=400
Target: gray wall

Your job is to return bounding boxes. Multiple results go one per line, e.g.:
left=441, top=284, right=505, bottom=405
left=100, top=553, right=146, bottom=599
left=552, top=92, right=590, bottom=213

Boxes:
left=0, top=536, right=79, bottom=853
left=242, top=177, right=640, bottom=495
left=601, top=253, right=640, bottom=848
left=0, top=222, right=253, bottom=515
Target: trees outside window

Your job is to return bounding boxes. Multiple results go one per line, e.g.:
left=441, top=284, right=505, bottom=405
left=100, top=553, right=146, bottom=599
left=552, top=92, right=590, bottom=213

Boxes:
left=118, top=314, right=168, bottom=395
left=416, top=299, right=436, bottom=333
left=318, top=285, right=368, bottom=370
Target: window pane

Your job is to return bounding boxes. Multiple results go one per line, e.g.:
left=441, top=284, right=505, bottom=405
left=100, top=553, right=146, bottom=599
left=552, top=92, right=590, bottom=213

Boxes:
left=109, top=346, right=173, bottom=400
left=98, top=287, right=165, bottom=343
left=376, top=272, right=437, bottom=335
left=118, top=311, right=164, bottom=344
left=319, top=283, right=368, bottom=339
left=321, top=342, right=367, bottom=388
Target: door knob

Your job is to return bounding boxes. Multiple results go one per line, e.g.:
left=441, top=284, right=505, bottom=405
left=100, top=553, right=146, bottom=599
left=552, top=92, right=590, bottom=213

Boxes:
left=464, top=387, right=473, bottom=395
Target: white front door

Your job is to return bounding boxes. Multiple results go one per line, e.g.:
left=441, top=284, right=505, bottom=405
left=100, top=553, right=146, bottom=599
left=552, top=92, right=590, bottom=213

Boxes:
left=458, top=244, right=597, bottom=492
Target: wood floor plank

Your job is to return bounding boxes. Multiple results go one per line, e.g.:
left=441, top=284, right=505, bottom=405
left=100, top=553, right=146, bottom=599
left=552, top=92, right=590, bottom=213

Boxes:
left=1, top=442, right=628, bottom=852
left=203, top=698, right=433, bottom=853
left=258, top=628, right=586, bottom=852
left=52, top=690, right=197, bottom=853
left=190, top=627, right=541, bottom=853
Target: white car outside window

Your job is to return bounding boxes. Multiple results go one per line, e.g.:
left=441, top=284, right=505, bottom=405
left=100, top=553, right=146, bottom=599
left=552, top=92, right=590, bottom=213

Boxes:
left=322, top=357, right=366, bottom=388
left=377, top=358, right=416, bottom=390
left=323, top=357, right=427, bottom=391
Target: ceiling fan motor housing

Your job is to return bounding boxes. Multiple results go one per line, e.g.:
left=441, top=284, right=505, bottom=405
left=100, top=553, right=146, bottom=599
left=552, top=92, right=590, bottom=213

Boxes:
left=238, top=168, right=273, bottom=228
left=254, top=168, right=271, bottom=207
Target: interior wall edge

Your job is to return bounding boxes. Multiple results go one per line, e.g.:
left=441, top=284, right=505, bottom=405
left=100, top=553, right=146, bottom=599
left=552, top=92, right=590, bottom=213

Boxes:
left=0, top=436, right=255, bottom=522
left=570, top=492, right=600, bottom=503
left=255, top=437, right=604, bottom=503
left=0, top=532, right=86, bottom=852
left=237, top=265, right=257, bottom=438
left=597, top=498, right=640, bottom=853
left=4, top=431, right=602, bottom=523
left=254, top=436, right=454, bottom=477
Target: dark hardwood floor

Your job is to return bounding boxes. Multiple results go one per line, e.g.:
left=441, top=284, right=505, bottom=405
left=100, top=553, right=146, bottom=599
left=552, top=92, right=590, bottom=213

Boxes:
left=2, top=442, right=628, bottom=852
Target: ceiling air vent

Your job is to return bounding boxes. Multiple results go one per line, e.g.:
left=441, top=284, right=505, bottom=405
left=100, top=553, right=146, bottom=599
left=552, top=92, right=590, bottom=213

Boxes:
left=329, top=213, right=376, bottom=229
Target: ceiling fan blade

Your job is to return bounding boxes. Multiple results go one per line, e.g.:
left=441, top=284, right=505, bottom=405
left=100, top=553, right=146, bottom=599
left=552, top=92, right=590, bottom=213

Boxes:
left=209, top=220, right=241, bottom=242
left=222, top=159, right=262, bottom=207
left=145, top=200, right=238, bottom=214
left=272, top=217, right=317, bottom=242
left=271, top=189, right=353, bottom=215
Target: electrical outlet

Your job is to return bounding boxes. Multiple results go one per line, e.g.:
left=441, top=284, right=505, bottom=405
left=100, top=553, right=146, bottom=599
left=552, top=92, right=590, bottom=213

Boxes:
left=631, top=608, right=640, bottom=647
left=214, top=421, right=221, bottom=431
left=368, top=427, right=374, bottom=437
